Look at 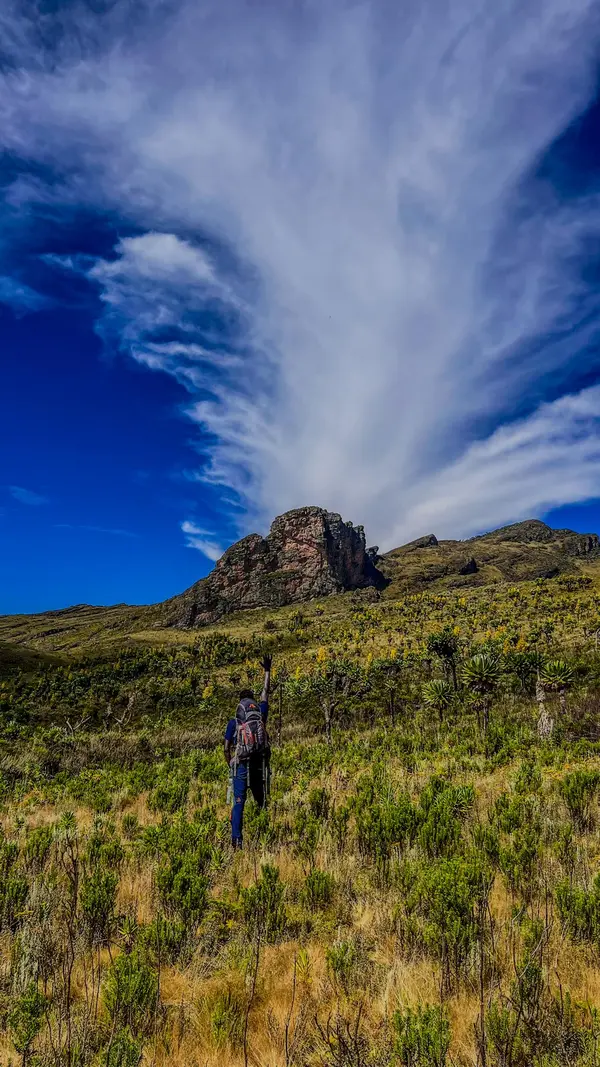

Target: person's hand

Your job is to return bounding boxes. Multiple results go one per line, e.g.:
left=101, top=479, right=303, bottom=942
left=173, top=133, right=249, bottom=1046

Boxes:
left=261, top=653, right=272, bottom=672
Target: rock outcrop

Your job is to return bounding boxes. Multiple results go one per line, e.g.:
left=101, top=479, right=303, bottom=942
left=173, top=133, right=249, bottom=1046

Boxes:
left=403, top=534, right=439, bottom=551
left=459, top=557, right=478, bottom=575
left=164, top=507, right=385, bottom=628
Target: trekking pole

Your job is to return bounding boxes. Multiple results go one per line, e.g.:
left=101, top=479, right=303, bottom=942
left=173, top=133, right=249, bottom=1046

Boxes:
left=262, top=754, right=271, bottom=807
left=226, top=763, right=234, bottom=806
left=277, top=665, right=287, bottom=747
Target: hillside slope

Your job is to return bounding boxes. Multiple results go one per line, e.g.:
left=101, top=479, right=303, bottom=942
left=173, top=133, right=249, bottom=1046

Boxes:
left=0, top=602, right=158, bottom=653
left=0, top=640, right=62, bottom=676
left=379, top=518, right=600, bottom=594
left=2, top=534, right=600, bottom=1065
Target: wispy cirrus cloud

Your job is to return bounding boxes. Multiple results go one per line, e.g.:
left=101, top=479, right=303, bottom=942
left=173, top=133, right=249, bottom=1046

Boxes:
left=2, top=1, right=600, bottom=545
left=10, top=485, right=48, bottom=506
left=0, top=276, right=49, bottom=314
left=181, top=520, right=223, bottom=562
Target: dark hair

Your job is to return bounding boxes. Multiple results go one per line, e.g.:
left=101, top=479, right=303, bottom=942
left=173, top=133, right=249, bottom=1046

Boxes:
left=239, top=688, right=254, bottom=700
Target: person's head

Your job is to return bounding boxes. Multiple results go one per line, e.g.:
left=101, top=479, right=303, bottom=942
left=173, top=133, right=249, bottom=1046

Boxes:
left=239, top=688, right=254, bottom=701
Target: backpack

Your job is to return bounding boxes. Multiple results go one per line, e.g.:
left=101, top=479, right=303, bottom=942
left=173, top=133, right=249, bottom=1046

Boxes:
left=235, top=698, right=267, bottom=761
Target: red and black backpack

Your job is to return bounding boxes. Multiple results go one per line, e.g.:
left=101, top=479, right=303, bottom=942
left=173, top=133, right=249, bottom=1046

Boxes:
left=235, top=698, right=267, bottom=760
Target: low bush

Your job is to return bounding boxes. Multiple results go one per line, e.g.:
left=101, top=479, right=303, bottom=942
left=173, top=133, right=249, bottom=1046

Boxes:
left=393, top=1004, right=450, bottom=1067
left=103, top=948, right=158, bottom=1037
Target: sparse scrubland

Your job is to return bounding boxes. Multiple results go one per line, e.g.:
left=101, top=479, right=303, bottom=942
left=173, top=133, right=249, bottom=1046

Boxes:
left=3, top=574, right=600, bottom=1064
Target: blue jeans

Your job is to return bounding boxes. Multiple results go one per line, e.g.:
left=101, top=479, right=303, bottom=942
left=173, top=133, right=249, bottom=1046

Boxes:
left=231, top=757, right=265, bottom=845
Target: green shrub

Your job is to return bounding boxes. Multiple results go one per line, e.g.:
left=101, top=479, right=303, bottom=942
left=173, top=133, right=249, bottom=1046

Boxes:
left=514, top=758, right=542, bottom=796
left=354, top=775, right=418, bottom=873
left=85, top=819, right=124, bottom=869
left=145, top=811, right=217, bottom=925
left=329, top=802, right=350, bottom=852
left=142, top=914, right=188, bottom=963
left=302, top=869, right=335, bottom=909
left=554, top=823, right=577, bottom=877
left=418, top=783, right=474, bottom=859
left=23, top=824, right=53, bottom=871
left=100, top=1028, right=143, bottom=1067
left=559, top=770, right=600, bottom=830
left=556, top=875, right=600, bottom=947
left=471, top=823, right=500, bottom=867
left=293, top=806, right=321, bottom=866
left=485, top=1000, right=529, bottom=1067
left=81, top=868, right=119, bottom=944
left=210, top=988, right=245, bottom=1049
left=121, top=813, right=140, bottom=840
left=148, top=773, right=190, bottom=814
left=307, top=786, right=330, bottom=820
left=156, top=852, right=209, bottom=926
left=0, top=832, right=28, bottom=932
left=241, top=863, right=287, bottom=943
left=398, top=853, right=490, bottom=991
left=8, top=981, right=48, bottom=1060
left=393, top=1005, right=450, bottom=1067
left=493, top=792, right=540, bottom=835
left=499, top=824, right=540, bottom=899
left=326, top=938, right=360, bottom=993
left=103, top=948, right=158, bottom=1036
left=243, top=802, right=274, bottom=847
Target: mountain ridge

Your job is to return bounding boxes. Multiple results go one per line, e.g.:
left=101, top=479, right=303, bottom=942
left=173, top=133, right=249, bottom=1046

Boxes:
left=1, top=512, right=600, bottom=651
left=380, top=517, right=600, bottom=594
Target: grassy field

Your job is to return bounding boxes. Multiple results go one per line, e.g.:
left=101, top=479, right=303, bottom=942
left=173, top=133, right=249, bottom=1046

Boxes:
left=2, top=572, right=600, bottom=1064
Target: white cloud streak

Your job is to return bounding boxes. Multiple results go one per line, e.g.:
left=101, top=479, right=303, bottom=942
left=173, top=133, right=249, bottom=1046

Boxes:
left=180, top=520, right=223, bottom=561
left=0, top=276, right=49, bottom=313
left=2, top=1, right=600, bottom=546
left=402, top=385, right=600, bottom=540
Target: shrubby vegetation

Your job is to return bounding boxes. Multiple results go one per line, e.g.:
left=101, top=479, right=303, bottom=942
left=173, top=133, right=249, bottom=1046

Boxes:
left=2, top=575, right=600, bottom=1062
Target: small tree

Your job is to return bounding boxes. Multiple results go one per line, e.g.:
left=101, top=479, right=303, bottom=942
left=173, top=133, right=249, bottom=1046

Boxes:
left=301, top=659, right=366, bottom=742
left=369, top=658, right=404, bottom=727
left=536, top=674, right=552, bottom=739
left=462, top=654, right=500, bottom=731
left=427, top=628, right=460, bottom=691
left=422, top=679, right=453, bottom=724
left=505, top=650, right=543, bottom=695
left=540, top=660, right=575, bottom=715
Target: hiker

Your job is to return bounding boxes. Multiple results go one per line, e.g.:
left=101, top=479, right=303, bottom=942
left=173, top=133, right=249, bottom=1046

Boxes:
left=224, top=654, right=272, bottom=848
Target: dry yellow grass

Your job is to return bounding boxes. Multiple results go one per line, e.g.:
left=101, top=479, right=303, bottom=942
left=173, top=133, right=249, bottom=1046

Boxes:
left=118, top=862, right=155, bottom=924
left=6, top=717, right=600, bottom=1067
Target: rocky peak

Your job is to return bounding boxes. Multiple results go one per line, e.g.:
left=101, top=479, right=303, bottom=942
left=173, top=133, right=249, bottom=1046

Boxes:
left=164, top=506, right=385, bottom=628
left=401, top=533, right=439, bottom=551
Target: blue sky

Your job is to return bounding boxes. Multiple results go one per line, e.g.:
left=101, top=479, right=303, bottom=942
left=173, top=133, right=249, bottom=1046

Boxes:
left=3, top=0, right=600, bottom=613
left=1, top=299, right=220, bottom=612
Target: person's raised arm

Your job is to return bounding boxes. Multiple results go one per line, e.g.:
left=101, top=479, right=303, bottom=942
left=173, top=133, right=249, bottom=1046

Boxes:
left=260, top=653, right=272, bottom=705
